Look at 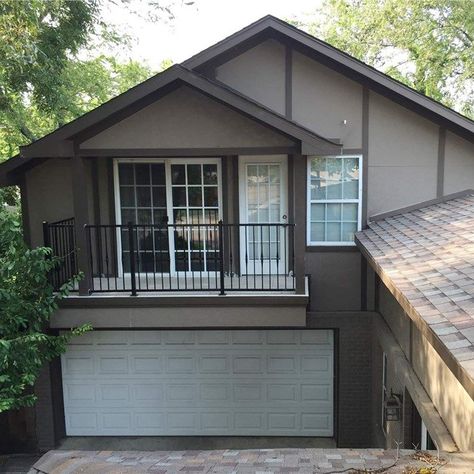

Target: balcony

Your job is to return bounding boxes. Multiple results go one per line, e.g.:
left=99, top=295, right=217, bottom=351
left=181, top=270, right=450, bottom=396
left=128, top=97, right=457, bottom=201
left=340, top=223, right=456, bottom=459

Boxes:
left=44, top=218, right=304, bottom=297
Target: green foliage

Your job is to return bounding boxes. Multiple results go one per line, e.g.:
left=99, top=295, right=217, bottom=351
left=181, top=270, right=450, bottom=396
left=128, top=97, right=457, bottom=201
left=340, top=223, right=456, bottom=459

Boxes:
left=0, top=0, right=101, bottom=138
left=0, top=207, right=91, bottom=412
left=0, top=0, right=156, bottom=164
left=297, top=0, right=474, bottom=118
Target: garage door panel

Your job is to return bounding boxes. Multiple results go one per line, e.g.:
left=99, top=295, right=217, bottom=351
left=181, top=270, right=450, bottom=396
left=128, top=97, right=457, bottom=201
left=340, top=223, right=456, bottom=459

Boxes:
left=62, top=330, right=334, bottom=436
left=200, top=383, right=230, bottom=401
left=135, top=412, right=164, bottom=430
left=302, top=383, right=332, bottom=401
left=199, top=355, right=229, bottom=373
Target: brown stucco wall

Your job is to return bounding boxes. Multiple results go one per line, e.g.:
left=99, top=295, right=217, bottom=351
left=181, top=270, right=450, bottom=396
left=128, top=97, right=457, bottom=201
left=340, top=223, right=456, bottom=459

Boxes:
left=81, top=86, right=294, bottom=150
left=292, top=51, right=363, bottom=149
left=306, top=252, right=362, bottom=311
left=216, top=39, right=286, bottom=115
left=25, top=159, right=74, bottom=247
left=367, top=92, right=439, bottom=216
left=378, top=284, right=411, bottom=357
left=50, top=302, right=308, bottom=328
left=444, top=131, right=474, bottom=194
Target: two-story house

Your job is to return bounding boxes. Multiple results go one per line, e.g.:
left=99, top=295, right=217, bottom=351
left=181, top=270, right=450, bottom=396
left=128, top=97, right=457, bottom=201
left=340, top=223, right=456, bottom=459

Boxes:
left=1, top=16, right=473, bottom=453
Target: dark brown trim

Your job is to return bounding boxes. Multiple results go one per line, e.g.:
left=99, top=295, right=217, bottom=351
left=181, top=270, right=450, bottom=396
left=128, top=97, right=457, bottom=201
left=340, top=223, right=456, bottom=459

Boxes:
left=437, top=127, right=446, bottom=197
left=0, top=156, right=49, bottom=186
left=356, top=235, right=474, bottom=400
left=221, top=156, right=229, bottom=224
left=183, top=16, right=474, bottom=141
left=368, top=189, right=474, bottom=222
left=231, top=156, right=240, bottom=273
left=58, top=293, right=309, bottom=308
left=360, top=254, right=367, bottom=311
left=287, top=154, right=294, bottom=226
left=285, top=45, right=292, bottom=119
left=77, top=146, right=299, bottom=157
left=342, top=148, right=363, bottom=155
left=232, top=157, right=240, bottom=225
left=305, top=245, right=359, bottom=253
left=293, top=154, right=306, bottom=294
left=361, top=87, right=369, bottom=228
left=91, top=158, right=101, bottom=225
left=107, top=157, right=116, bottom=226
left=19, top=177, right=31, bottom=247
left=72, top=155, right=92, bottom=295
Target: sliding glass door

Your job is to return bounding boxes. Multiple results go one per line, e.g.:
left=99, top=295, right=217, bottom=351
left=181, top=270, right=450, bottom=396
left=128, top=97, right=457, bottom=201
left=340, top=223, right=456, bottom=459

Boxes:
left=115, top=159, right=221, bottom=275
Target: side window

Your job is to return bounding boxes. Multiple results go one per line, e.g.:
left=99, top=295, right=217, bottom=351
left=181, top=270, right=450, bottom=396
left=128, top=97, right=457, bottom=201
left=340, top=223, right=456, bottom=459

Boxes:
left=307, top=155, right=362, bottom=245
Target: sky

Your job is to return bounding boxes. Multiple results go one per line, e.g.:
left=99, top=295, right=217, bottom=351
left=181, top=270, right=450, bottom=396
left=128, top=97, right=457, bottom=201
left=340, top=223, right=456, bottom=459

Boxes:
left=101, top=0, right=324, bottom=69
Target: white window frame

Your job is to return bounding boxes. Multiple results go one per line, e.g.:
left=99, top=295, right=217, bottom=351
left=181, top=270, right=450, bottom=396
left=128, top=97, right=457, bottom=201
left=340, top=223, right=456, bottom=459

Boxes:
left=306, top=154, right=362, bottom=246
left=113, top=157, right=223, bottom=277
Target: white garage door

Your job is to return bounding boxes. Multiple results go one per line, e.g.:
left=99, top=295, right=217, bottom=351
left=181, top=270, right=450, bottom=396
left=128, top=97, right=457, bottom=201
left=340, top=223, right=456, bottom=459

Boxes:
left=61, top=329, right=334, bottom=436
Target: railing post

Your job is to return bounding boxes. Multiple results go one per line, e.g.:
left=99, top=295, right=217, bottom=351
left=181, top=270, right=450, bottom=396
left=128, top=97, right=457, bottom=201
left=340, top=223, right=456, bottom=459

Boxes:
left=43, top=221, right=55, bottom=289
left=128, top=222, right=137, bottom=296
left=218, top=220, right=225, bottom=295
left=42, top=221, right=50, bottom=248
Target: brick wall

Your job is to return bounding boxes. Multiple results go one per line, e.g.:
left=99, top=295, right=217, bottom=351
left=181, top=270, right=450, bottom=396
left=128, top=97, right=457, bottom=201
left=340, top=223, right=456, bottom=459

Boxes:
left=307, top=312, right=377, bottom=448
left=34, top=363, right=56, bottom=452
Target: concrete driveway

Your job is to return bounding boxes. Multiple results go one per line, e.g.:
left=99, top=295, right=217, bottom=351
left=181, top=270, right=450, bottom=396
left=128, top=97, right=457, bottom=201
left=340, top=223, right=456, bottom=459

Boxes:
left=28, top=448, right=474, bottom=473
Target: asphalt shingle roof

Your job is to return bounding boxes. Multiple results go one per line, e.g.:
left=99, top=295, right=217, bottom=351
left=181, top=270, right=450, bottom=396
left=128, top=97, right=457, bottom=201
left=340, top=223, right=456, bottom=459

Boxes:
left=356, top=191, right=474, bottom=388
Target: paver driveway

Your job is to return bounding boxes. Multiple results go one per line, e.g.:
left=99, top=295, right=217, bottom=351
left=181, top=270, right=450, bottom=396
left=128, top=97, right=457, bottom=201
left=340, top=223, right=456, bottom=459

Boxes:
left=27, top=448, right=468, bottom=473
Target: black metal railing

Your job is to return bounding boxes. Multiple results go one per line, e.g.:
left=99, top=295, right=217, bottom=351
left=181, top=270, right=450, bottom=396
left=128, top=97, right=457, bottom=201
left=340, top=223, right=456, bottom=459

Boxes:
left=43, top=218, right=77, bottom=290
left=83, top=222, right=296, bottom=295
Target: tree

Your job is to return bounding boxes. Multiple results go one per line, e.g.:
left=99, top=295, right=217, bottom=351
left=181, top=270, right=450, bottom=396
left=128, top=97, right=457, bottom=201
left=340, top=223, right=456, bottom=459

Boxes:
left=0, top=0, right=102, bottom=141
left=0, top=0, right=168, bottom=207
left=296, top=0, right=474, bottom=118
left=0, top=206, right=90, bottom=412
left=0, top=56, right=153, bottom=160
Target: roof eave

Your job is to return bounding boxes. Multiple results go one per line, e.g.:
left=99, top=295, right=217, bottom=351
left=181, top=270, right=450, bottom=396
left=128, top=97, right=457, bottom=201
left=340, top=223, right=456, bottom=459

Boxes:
left=4, top=64, right=338, bottom=167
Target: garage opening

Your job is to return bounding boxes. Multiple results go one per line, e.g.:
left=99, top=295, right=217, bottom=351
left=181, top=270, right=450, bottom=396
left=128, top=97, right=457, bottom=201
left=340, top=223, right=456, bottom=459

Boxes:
left=61, top=330, right=334, bottom=437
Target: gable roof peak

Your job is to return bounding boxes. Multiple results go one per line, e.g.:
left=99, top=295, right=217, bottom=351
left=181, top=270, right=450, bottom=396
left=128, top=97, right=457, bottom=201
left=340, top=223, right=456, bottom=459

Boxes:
left=183, top=14, right=473, bottom=142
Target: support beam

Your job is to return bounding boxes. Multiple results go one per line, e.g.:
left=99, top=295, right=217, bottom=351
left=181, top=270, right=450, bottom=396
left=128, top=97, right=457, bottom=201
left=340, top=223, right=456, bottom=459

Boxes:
left=72, top=154, right=92, bottom=295
left=293, top=154, right=306, bottom=294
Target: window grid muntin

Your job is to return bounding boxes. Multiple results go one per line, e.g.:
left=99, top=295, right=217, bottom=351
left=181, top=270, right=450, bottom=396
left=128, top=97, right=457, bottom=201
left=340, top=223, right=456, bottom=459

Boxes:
left=118, top=163, right=169, bottom=273
left=170, top=163, right=220, bottom=272
left=308, top=155, right=361, bottom=245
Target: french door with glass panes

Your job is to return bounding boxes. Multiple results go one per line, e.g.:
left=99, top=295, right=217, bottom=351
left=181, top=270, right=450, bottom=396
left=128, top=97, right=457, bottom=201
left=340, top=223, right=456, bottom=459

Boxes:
left=238, top=155, right=288, bottom=275
left=114, top=159, right=221, bottom=276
